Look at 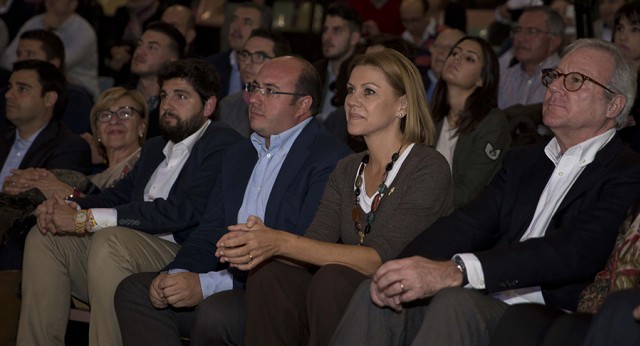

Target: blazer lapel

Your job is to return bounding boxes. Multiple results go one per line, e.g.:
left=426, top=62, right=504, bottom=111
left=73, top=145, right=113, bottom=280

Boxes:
left=0, top=128, right=15, bottom=168
left=263, top=119, right=319, bottom=226
left=554, top=135, right=622, bottom=214
left=227, top=142, right=259, bottom=222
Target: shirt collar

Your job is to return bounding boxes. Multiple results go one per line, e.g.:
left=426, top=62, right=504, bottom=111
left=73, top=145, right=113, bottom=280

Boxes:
left=250, top=117, right=312, bottom=154
left=16, top=122, right=48, bottom=143
left=519, top=53, right=560, bottom=75
left=544, top=128, right=615, bottom=167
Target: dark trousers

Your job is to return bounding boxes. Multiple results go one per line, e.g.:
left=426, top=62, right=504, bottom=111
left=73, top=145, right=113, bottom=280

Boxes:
left=116, top=271, right=247, bottom=346
left=584, top=289, right=640, bottom=346
left=115, top=272, right=195, bottom=346
left=245, top=261, right=367, bottom=346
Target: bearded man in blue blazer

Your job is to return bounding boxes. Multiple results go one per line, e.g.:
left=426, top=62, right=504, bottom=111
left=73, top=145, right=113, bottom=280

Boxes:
left=17, top=58, right=242, bottom=346
left=330, top=39, right=640, bottom=346
left=115, top=55, right=351, bottom=345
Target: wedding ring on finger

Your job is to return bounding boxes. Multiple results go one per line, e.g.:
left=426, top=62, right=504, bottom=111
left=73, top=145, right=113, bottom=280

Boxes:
left=399, top=281, right=405, bottom=292
left=248, top=253, right=253, bottom=263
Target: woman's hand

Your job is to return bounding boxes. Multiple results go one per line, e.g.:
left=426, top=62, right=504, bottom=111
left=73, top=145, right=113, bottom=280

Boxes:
left=80, top=133, right=107, bottom=165
left=216, top=215, right=285, bottom=271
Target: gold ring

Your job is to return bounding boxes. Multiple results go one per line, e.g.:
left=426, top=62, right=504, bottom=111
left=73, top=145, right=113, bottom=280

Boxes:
left=248, top=253, right=253, bottom=262
left=399, top=282, right=405, bottom=291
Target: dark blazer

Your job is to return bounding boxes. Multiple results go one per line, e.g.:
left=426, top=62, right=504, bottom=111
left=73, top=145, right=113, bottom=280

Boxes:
left=206, top=49, right=233, bottom=99
left=0, top=121, right=91, bottom=175
left=402, top=135, right=640, bottom=310
left=73, top=121, right=242, bottom=244
left=165, top=118, right=352, bottom=273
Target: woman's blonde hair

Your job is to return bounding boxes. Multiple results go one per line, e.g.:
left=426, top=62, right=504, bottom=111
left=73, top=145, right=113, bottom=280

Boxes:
left=90, top=87, right=149, bottom=161
left=349, top=49, right=435, bottom=145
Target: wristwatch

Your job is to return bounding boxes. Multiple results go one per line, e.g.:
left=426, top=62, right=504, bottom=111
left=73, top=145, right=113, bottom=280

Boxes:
left=74, top=210, right=89, bottom=235
left=453, top=256, right=469, bottom=287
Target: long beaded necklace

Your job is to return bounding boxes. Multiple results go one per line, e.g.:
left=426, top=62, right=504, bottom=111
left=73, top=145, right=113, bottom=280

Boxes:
left=352, top=145, right=403, bottom=245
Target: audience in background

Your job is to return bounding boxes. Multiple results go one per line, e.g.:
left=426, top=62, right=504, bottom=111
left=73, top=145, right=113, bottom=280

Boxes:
left=161, top=4, right=197, bottom=56
left=0, top=0, right=100, bottom=99
left=0, top=29, right=93, bottom=136
left=314, top=3, right=361, bottom=122
left=206, top=2, right=270, bottom=99
left=613, top=2, right=640, bottom=153
left=426, top=28, right=465, bottom=101
left=127, top=21, right=185, bottom=138
left=498, top=6, right=564, bottom=109
left=217, top=29, right=291, bottom=137
left=432, top=36, right=510, bottom=209
left=103, top=0, right=165, bottom=81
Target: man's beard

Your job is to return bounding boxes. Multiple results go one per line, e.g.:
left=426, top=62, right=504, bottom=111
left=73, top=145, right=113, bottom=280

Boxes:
left=159, top=110, right=206, bottom=143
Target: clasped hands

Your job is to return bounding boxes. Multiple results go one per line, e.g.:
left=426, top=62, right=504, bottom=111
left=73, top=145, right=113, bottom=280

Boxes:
left=150, top=272, right=203, bottom=309
left=3, top=167, right=73, bottom=199
left=369, top=256, right=463, bottom=312
left=34, top=192, right=78, bottom=235
left=215, top=215, right=282, bottom=271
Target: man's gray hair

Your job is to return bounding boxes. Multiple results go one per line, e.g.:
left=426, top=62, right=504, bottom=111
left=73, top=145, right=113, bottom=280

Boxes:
left=562, top=38, right=637, bottom=128
left=524, top=6, right=566, bottom=36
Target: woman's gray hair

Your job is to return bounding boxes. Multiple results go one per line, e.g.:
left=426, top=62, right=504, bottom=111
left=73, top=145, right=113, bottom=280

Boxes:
left=562, top=38, right=637, bottom=128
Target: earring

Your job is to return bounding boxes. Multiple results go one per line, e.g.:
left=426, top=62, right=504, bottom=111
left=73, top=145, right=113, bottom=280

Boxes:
left=139, top=133, right=143, bottom=139
left=397, top=113, right=406, bottom=118
left=97, top=138, right=101, bottom=142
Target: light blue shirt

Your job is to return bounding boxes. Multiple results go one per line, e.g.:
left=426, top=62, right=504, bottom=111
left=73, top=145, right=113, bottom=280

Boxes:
left=0, top=125, right=46, bottom=183
left=192, top=118, right=313, bottom=299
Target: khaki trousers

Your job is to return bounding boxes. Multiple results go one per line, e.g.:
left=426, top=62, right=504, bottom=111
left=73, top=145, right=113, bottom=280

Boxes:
left=17, top=226, right=181, bottom=346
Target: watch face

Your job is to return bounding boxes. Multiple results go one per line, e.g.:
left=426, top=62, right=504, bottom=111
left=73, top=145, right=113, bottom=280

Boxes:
left=75, top=212, right=88, bottom=223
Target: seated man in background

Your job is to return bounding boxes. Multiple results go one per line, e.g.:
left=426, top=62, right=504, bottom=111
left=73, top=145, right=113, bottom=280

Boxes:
left=217, top=28, right=291, bottom=137
left=331, top=38, right=640, bottom=345
left=125, top=21, right=185, bottom=138
left=0, top=59, right=91, bottom=185
left=0, top=0, right=100, bottom=99
left=115, top=55, right=351, bottom=345
left=206, top=2, right=270, bottom=99
left=17, top=58, right=242, bottom=346
left=0, top=29, right=93, bottom=135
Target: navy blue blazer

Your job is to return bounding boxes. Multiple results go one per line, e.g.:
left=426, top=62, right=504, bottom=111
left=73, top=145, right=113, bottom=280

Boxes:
left=165, top=118, right=352, bottom=273
left=74, top=121, right=242, bottom=244
left=402, top=135, right=640, bottom=310
left=206, top=49, right=233, bottom=99
left=0, top=120, right=91, bottom=175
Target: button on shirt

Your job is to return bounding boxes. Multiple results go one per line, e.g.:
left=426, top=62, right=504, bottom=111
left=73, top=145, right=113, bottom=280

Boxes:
left=0, top=125, right=47, bottom=183
left=498, top=53, right=560, bottom=109
left=196, top=117, right=313, bottom=299
left=88, top=120, right=212, bottom=243
left=456, top=128, right=616, bottom=305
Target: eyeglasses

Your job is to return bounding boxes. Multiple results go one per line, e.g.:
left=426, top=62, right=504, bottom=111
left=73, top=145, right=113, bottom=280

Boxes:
left=511, top=26, right=555, bottom=36
left=244, top=82, right=307, bottom=98
left=541, top=68, right=615, bottom=94
left=95, top=106, right=140, bottom=122
left=238, top=50, right=273, bottom=64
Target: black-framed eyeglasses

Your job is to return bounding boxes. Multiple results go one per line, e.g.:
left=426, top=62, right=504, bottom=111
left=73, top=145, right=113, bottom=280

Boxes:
left=541, top=68, right=615, bottom=94
left=244, top=82, right=307, bottom=98
left=95, top=106, right=140, bottom=122
left=511, top=26, right=555, bottom=36
left=238, top=50, right=273, bottom=64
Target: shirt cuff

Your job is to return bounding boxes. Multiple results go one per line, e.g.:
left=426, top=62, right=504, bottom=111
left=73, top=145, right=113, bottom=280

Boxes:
left=89, top=208, right=117, bottom=232
left=199, top=270, right=233, bottom=300
left=454, top=253, right=486, bottom=289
